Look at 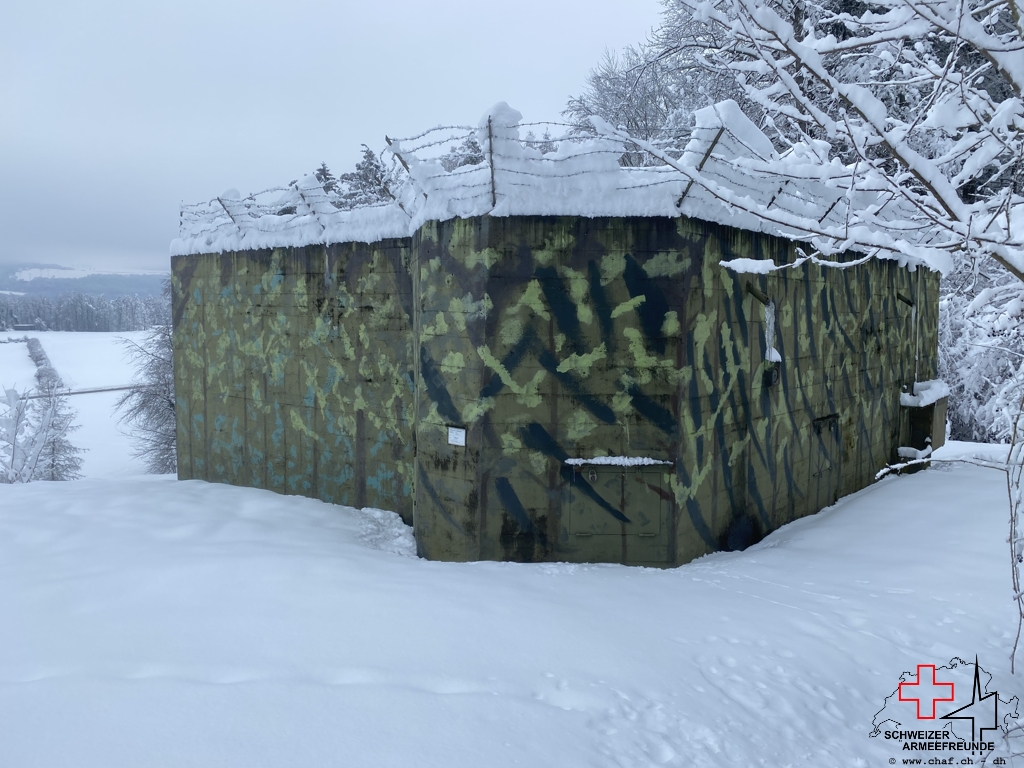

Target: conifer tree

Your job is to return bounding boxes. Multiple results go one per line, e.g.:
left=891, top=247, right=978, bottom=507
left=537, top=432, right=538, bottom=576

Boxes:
left=314, top=162, right=337, bottom=194
left=440, top=136, right=484, bottom=172
left=338, top=145, right=394, bottom=208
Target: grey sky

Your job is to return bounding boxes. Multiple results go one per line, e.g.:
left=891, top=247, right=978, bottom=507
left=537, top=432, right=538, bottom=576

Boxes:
left=1, top=0, right=661, bottom=271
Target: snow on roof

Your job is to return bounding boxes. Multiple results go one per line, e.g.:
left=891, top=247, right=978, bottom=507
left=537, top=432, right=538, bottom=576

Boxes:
left=171, top=101, right=941, bottom=275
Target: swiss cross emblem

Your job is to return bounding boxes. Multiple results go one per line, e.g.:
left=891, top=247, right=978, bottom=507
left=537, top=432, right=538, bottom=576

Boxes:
left=898, top=664, right=956, bottom=719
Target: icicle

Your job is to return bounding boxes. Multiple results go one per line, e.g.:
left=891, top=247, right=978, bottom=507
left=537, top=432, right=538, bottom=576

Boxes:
left=764, top=300, right=781, bottom=363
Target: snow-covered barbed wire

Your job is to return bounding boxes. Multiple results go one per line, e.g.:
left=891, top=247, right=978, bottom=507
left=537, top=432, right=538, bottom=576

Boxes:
left=173, top=100, right=954, bottom=272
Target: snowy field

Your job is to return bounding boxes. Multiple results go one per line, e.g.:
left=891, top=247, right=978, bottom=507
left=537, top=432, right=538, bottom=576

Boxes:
left=0, top=339, right=37, bottom=391
left=0, top=448, right=1019, bottom=766
left=0, top=331, right=149, bottom=477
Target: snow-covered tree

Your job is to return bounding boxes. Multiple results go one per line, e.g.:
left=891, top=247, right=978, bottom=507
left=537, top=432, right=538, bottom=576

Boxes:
left=337, top=145, right=398, bottom=209
left=623, top=0, right=1022, bottom=279
left=0, top=291, right=168, bottom=332
left=24, top=337, right=83, bottom=481
left=32, top=379, right=84, bottom=482
left=564, top=21, right=759, bottom=165
left=0, top=337, right=83, bottom=483
left=440, top=135, right=484, bottom=172
left=522, top=129, right=558, bottom=155
left=0, top=385, right=79, bottom=484
left=0, top=389, right=48, bottom=483
left=939, top=257, right=1024, bottom=443
left=115, top=284, right=177, bottom=474
left=586, top=0, right=1022, bottom=440
left=591, top=0, right=1024, bottom=665
left=314, top=162, right=338, bottom=194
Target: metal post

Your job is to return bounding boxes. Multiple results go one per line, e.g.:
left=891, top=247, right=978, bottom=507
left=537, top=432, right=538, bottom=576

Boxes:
left=216, top=197, right=245, bottom=237
left=488, top=116, right=497, bottom=209
left=386, top=135, right=427, bottom=202
left=676, top=126, right=725, bottom=208
left=297, top=190, right=326, bottom=234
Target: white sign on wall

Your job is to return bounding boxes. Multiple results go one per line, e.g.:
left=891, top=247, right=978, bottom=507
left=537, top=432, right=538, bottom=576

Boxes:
left=447, top=427, right=467, bottom=447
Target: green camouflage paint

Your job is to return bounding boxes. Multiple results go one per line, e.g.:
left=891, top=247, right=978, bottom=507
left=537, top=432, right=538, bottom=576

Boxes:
left=172, top=240, right=415, bottom=522
left=172, top=215, right=940, bottom=566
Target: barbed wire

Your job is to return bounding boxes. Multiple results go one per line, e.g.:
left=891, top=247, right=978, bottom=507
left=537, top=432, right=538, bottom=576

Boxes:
left=397, top=134, right=477, bottom=155
left=614, top=178, right=688, bottom=191
left=440, top=192, right=494, bottom=205
left=389, top=124, right=476, bottom=143
left=178, top=115, right=926, bottom=255
left=421, top=165, right=488, bottom=181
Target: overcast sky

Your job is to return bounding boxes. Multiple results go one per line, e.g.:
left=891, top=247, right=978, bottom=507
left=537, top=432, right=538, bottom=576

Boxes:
left=1, top=0, right=662, bottom=272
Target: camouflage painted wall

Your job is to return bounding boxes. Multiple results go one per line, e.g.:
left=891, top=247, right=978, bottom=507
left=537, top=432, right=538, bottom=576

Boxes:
left=172, top=214, right=940, bottom=566
left=172, top=240, right=415, bottom=523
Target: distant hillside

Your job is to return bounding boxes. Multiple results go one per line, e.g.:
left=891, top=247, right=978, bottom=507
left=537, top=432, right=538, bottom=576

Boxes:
left=0, top=263, right=168, bottom=299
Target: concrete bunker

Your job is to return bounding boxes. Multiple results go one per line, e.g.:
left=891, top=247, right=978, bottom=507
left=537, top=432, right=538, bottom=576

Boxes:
left=172, top=213, right=943, bottom=566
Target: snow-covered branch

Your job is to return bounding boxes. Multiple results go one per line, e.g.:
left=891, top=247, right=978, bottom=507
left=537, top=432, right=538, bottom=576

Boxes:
left=667, top=0, right=1023, bottom=279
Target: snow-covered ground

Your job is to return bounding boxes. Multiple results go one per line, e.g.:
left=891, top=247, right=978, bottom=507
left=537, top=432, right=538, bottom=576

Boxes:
left=0, top=331, right=149, bottom=477
left=0, top=453, right=1018, bottom=767
left=0, top=339, right=38, bottom=391
left=0, top=330, right=149, bottom=390
left=2, top=331, right=1020, bottom=765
